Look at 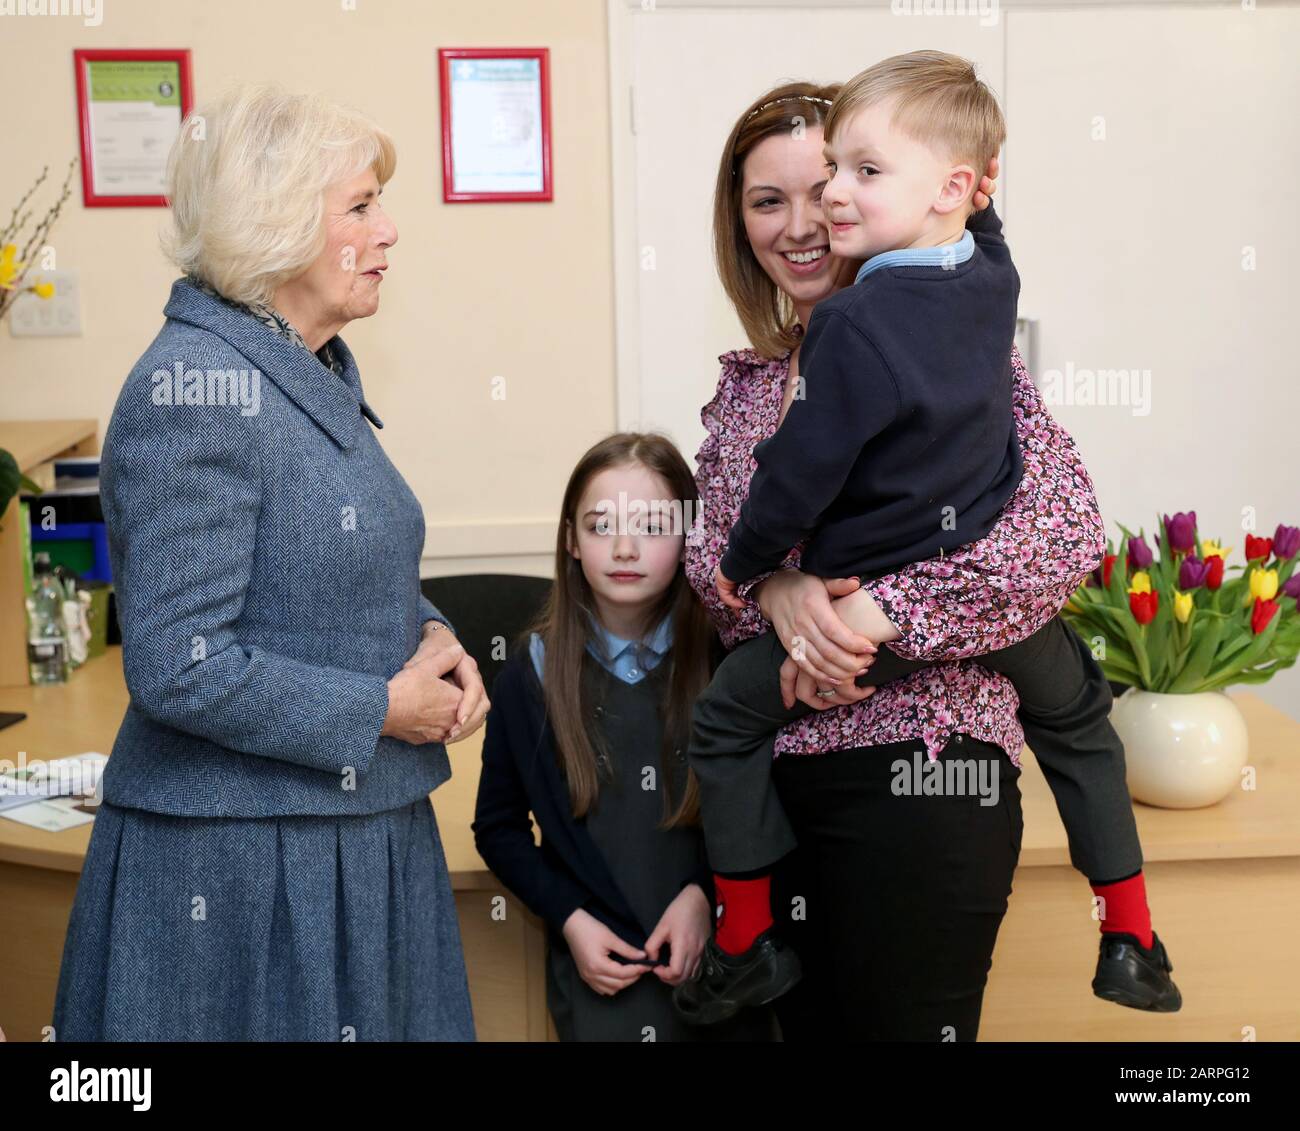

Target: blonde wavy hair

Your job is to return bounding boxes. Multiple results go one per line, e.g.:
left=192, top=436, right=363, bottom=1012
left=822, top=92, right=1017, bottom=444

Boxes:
left=161, top=82, right=397, bottom=307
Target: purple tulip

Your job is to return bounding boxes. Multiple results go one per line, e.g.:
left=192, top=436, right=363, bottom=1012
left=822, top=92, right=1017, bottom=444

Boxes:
left=1179, top=555, right=1210, bottom=590
left=1282, top=574, right=1300, bottom=600
left=1163, top=511, right=1198, bottom=555
left=1127, top=534, right=1154, bottom=570
left=1274, top=524, right=1300, bottom=561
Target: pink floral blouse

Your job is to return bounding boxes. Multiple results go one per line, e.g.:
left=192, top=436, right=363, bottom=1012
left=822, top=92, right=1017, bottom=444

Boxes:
left=684, top=341, right=1107, bottom=765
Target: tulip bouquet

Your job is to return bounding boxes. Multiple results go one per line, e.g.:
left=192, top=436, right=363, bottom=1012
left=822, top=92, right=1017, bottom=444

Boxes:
left=1062, top=512, right=1300, bottom=693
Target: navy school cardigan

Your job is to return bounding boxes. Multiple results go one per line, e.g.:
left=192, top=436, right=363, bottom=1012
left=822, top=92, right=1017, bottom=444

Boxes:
left=472, top=647, right=716, bottom=952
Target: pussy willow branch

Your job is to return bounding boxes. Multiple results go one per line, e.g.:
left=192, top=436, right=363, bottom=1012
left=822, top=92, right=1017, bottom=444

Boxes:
left=0, top=158, right=78, bottom=320
left=16, top=158, right=77, bottom=269
left=1, top=164, right=49, bottom=247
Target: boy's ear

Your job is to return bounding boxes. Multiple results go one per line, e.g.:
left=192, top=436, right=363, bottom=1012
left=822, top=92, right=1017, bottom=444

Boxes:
left=933, top=164, right=977, bottom=215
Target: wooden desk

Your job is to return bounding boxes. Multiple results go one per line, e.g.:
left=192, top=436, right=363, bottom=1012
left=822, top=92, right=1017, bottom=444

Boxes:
left=2, top=647, right=1297, bottom=1041
left=0, top=647, right=551, bottom=1042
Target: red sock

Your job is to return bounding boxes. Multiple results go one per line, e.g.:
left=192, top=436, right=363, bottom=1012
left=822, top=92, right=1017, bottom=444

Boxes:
left=713, top=874, right=773, bottom=955
left=1091, top=871, right=1154, bottom=950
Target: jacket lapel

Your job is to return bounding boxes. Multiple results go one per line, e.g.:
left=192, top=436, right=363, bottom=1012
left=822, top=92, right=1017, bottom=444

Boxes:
left=161, top=278, right=382, bottom=449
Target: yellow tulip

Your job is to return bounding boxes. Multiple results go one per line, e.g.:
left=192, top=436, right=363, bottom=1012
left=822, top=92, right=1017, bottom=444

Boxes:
left=1201, top=539, right=1231, bottom=561
left=1128, top=571, right=1152, bottom=595
left=1249, top=568, right=1279, bottom=602
left=1173, top=590, right=1193, bottom=623
left=31, top=282, right=55, bottom=299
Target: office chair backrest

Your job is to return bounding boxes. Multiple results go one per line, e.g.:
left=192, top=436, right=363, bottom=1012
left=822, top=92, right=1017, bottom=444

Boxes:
left=419, top=573, right=553, bottom=695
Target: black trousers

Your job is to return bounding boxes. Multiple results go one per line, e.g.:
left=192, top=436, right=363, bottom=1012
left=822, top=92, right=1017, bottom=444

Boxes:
left=768, top=736, right=1022, bottom=1041
left=688, top=614, right=1142, bottom=883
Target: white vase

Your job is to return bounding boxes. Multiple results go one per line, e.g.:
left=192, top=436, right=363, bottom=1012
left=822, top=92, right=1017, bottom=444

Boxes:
left=1110, top=688, right=1249, bottom=809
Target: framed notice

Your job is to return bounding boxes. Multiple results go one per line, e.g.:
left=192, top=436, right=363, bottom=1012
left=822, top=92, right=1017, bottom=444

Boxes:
left=73, top=48, right=193, bottom=207
left=438, top=48, right=552, bottom=203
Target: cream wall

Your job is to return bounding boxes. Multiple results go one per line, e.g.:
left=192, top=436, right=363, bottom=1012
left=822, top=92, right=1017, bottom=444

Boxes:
left=0, top=0, right=615, bottom=578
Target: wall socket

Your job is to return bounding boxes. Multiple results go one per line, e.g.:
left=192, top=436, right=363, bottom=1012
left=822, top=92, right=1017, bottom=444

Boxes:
left=7, top=269, right=82, bottom=337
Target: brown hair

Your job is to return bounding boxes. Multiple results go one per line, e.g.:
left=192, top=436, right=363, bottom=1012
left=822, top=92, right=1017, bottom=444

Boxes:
left=519, top=433, right=714, bottom=825
left=712, top=81, right=843, bottom=361
left=824, top=50, right=1005, bottom=186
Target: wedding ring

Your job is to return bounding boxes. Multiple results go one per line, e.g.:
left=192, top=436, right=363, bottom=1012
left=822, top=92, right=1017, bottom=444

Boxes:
left=815, top=687, right=836, bottom=699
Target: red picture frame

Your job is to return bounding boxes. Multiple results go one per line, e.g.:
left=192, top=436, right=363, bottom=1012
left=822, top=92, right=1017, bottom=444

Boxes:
left=438, top=47, right=552, bottom=203
left=73, top=48, right=193, bottom=208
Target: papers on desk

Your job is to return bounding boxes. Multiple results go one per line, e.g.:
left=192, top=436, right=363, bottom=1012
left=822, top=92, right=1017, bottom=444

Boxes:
left=0, top=752, right=106, bottom=829
left=1, top=796, right=97, bottom=832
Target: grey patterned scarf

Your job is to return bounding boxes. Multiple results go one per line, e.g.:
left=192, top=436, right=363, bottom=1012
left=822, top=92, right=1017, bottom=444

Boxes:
left=185, top=274, right=344, bottom=376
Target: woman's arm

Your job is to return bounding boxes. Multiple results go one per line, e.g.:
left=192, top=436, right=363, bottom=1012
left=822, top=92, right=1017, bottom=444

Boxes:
left=418, top=595, right=455, bottom=634
left=105, top=387, right=399, bottom=777
left=754, top=346, right=1106, bottom=683
left=471, top=662, right=593, bottom=933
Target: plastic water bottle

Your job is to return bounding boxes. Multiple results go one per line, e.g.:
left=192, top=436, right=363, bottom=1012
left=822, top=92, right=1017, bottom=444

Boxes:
left=27, top=552, right=69, bottom=685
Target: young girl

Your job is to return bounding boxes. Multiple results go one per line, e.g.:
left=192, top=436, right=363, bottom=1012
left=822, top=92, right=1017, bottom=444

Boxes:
left=473, top=433, right=777, bottom=1042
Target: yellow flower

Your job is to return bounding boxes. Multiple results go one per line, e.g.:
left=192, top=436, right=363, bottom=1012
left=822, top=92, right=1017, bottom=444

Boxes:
left=0, top=243, right=23, bottom=289
left=1249, top=568, right=1279, bottom=602
left=1173, top=590, right=1193, bottom=623
left=1128, top=571, right=1152, bottom=595
left=1201, top=539, right=1231, bottom=561
left=31, top=282, right=54, bottom=299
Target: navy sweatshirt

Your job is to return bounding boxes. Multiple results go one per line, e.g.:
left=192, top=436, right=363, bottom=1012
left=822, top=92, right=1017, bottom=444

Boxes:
left=719, top=204, right=1023, bottom=585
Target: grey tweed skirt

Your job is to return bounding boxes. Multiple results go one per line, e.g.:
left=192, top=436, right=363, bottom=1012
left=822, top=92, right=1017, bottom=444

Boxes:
left=51, top=796, right=476, bottom=1041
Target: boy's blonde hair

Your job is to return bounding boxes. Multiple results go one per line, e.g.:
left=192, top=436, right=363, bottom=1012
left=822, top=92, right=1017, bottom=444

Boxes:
left=824, top=50, right=1005, bottom=189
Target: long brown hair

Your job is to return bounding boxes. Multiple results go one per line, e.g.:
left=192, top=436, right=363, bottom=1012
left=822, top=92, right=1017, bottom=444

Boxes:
left=712, top=80, right=843, bottom=360
left=519, top=433, right=714, bottom=826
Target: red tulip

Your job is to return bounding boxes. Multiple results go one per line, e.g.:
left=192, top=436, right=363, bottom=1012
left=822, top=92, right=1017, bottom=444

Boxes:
left=1129, top=590, right=1159, bottom=625
left=1251, top=598, right=1279, bottom=635
left=1245, top=535, right=1273, bottom=562
left=1090, top=553, right=1117, bottom=588
left=1205, top=555, right=1225, bottom=590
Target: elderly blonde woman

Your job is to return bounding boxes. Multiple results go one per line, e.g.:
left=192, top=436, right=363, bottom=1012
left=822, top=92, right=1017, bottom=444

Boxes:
left=51, top=84, right=486, bottom=1041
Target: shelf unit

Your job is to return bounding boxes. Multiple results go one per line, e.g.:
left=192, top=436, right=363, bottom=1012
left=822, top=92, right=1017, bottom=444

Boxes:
left=0, top=419, right=100, bottom=688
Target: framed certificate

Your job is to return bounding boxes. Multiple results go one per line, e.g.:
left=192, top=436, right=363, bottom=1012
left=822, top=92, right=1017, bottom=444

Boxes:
left=438, top=48, right=552, bottom=203
left=73, top=48, right=193, bottom=208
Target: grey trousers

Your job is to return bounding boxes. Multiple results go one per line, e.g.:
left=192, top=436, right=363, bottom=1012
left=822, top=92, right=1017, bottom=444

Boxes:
left=687, top=615, right=1143, bottom=884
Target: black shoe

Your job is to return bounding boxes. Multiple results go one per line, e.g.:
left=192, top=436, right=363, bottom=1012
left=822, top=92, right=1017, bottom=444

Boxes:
left=672, top=928, right=802, bottom=1026
left=1092, top=931, right=1182, bottom=1012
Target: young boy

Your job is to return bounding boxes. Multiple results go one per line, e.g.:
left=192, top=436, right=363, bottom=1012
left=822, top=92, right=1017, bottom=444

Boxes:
left=675, top=51, right=1180, bottom=1025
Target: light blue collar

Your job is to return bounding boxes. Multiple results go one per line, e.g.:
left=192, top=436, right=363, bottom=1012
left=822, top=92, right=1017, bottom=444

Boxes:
left=854, top=230, right=975, bottom=284
left=529, top=611, right=674, bottom=687
left=587, top=610, right=674, bottom=667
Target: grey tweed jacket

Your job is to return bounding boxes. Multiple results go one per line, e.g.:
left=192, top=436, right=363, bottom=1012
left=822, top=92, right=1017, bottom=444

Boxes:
left=98, top=277, right=455, bottom=817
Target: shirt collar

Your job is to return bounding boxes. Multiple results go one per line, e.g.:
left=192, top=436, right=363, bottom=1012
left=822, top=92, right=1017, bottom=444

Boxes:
left=854, top=229, right=975, bottom=284
left=586, top=609, right=674, bottom=665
